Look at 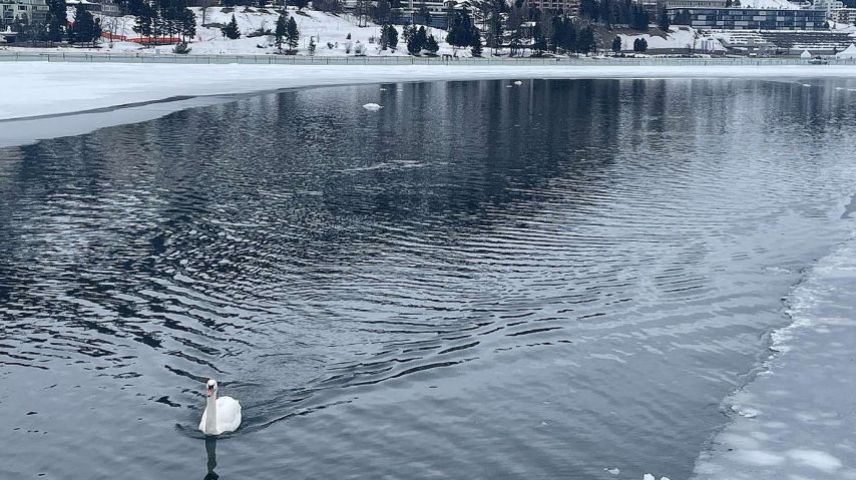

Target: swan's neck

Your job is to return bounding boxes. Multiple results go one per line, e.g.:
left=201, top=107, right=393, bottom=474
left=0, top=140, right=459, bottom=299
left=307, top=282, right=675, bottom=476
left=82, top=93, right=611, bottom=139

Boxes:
left=205, top=394, right=218, bottom=434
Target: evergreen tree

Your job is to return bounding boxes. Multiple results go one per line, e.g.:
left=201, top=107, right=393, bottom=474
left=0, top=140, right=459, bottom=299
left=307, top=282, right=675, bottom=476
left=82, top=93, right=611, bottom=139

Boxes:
left=630, top=5, right=649, bottom=31
left=173, top=40, right=191, bottom=53
left=632, top=37, right=647, bottom=52
left=657, top=6, right=670, bottom=31
left=221, top=14, right=240, bottom=39
left=576, top=26, right=595, bottom=54
left=380, top=23, right=390, bottom=49
left=407, top=25, right=426, bottom=54
left=69, top=4, right=102, bottom=46
left=579, top=0, right=599, bottom=20
left=286, top=16, right=299, bottom=50
left=133, top=3, right=154, bottom=39
left=549, top=15, right=563, bottom=52
left=531, top=22, right=544, bottom=54
left=293, top=0, right=309, bottom=9
left=181, top=8, right=196, bottom=41
left=46, top=0, right=67, bottom=43
left=471, top=29, right=483, bottom=57
left=388, top=25, right=398, bottom=49
left=447, top=8, right=475, bottom=53
left=425, top=32, right=439, bottom=53
left=599, top=0, right=613, bottom=27
left=274, top=13, right=287, bottom=52
left=612, top=35, right=621, bottom=52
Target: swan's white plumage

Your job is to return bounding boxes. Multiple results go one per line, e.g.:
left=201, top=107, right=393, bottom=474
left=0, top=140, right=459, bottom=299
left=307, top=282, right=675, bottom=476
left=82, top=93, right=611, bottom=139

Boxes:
left=199, top=396, right=242, bottom=435
left=199, top=379, right=242, bottom=435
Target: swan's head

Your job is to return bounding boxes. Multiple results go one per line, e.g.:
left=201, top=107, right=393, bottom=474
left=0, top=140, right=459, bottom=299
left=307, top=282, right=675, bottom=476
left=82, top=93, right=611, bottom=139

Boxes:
left=206, top=379, right=218, bottom=397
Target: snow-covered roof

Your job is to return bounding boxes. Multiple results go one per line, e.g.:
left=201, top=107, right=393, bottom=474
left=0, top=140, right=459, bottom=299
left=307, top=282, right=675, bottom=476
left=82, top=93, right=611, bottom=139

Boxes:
left=836, top=43, right=856, bottom=58
left=732, top=0, right=801, bottom=9
left=800, top=49, right=811, bottom=57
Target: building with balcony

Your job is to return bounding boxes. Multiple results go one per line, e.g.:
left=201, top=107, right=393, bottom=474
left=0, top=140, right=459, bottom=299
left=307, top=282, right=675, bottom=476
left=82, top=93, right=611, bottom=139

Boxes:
left=668, top=6, right=826, bottom=29
left=831, top=7, right=856, bottom=24
left=1, top=0, right=48, bottom=26
left=529, top=0, right=580, bottom=15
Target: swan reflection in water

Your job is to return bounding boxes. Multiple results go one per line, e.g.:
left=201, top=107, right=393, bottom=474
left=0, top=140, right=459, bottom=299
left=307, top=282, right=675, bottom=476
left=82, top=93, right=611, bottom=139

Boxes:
left=204, top=437, right=218, bottom=480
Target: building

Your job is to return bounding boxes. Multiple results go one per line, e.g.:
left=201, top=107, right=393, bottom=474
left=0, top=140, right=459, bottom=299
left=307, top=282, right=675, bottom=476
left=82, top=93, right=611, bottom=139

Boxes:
left=669, top=7, right=826, bottom=29
left=666, top=0, right=727, bottom=7
left=813, top=0, right=843, bottom=16
left=1, top=0, right=48, bottom=26
left=96, top=0, right=120, bottom=16
left=529, top=0, right=580, bottom=15
left=831, top=7, right=856, bottom=24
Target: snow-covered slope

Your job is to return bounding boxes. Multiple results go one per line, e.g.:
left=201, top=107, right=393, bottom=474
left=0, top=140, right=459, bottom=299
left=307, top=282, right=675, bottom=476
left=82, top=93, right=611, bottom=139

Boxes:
left=88, top=7, right=461, bottom=56
left=617, top=27, right=726, bottom=53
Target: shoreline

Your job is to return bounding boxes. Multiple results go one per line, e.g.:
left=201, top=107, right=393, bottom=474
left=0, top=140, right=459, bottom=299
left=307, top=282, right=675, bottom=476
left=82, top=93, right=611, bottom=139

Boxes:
left=2, top=62, right=856, bottom=147
left=693, top=230, right=856, bottom=479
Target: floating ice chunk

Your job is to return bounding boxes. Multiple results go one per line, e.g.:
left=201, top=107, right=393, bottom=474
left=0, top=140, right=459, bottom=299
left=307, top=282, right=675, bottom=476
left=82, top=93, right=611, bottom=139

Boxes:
left=731, top=405, right=760, bottom=418
left=362, top=103, right=382, bottom=111
left=802, top=83, right=811, bottom=87
left=514, top=80, right=523, bottom=85
left=603, top=467, right=620, bottom=475
left=643, top=475, right=655, bottom=480
left=786, top=449, right=842, bottom=473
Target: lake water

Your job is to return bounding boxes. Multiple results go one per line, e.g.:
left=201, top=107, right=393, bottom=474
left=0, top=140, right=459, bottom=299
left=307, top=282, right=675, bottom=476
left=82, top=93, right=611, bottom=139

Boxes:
left=2, top=78, right=856, bottom=480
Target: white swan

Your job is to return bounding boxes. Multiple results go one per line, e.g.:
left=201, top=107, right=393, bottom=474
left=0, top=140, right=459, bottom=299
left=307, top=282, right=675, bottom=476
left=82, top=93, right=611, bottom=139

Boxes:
left=199, top=379, right=242, bottom=435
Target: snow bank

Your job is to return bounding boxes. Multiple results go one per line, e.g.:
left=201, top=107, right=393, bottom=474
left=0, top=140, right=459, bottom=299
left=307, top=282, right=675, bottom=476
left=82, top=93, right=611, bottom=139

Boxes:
left=617, top=27, right=725, bottom=52
left=5, top=62, right=856, bottom=122
left=693, top=235, right=856, bottom=479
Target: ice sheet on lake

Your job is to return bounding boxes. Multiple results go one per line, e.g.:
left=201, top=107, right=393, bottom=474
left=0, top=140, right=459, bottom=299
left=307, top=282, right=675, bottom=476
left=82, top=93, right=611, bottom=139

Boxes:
left=693, top=235, right=856, bottom=479
left=5, top=63, right=856, bottom=122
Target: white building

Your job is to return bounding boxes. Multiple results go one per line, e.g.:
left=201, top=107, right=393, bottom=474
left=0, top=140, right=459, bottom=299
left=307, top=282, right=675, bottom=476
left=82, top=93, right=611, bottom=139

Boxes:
left=831, top=7, right=856, bottom=24
left=1, top=0, right=49, bottom=26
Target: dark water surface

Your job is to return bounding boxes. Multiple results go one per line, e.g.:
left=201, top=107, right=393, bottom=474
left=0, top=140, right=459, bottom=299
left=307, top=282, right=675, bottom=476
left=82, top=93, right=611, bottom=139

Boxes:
left=2, top=78, right=856, bottom=479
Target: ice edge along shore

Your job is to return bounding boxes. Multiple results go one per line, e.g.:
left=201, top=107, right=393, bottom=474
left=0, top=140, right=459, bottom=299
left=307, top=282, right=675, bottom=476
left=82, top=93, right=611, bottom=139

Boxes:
left=4, top=62, right=856, bottom=122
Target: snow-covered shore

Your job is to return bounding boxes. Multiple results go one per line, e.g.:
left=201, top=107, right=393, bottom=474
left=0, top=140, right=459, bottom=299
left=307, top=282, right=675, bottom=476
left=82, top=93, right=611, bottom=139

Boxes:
left=693, top=234, right=856, bottom=479
left=4, top=62, right=856, bottom=122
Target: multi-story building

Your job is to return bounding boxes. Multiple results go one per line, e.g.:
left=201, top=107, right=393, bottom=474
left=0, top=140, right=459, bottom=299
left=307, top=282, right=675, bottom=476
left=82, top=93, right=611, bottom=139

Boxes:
left=0, top=0, right=48, bottom=26
left=666, top=0, right=727, bottom=7
left=529, top=0, right=580, bottom=15
left=813, top=0, right=843, bottom=15
left=668, top=6, right=826, bottom=29
left=831, top=7, right=856, bottom=24
left=97, top=0, right=120, bottom=16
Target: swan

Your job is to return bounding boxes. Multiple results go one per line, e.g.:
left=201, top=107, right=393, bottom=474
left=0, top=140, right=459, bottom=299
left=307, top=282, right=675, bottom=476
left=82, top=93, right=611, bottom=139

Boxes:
left=199, top=379, right=242, bottom=435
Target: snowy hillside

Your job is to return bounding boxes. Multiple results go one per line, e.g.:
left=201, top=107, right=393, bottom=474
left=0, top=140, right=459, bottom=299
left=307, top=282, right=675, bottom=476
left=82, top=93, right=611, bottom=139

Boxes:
left=91, top=7, right=462, bottom=56
left=616, top=27, right=726, bottom=53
